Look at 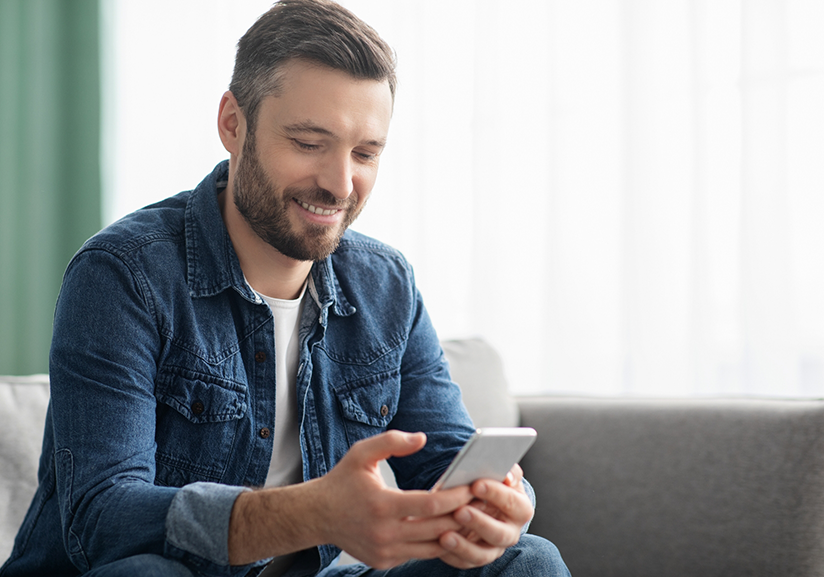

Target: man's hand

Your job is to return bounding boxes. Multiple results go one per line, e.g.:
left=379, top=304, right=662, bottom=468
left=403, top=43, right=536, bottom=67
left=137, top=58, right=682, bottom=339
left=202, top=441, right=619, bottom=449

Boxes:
left=436, top=464, right=534, bottom=569
left=314, top=430, right=474, bottom=569
left=228, top=431, right=523, bottom=570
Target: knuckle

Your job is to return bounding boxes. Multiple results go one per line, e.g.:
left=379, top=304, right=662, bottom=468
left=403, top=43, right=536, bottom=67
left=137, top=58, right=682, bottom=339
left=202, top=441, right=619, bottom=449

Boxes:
left=421, top=542, right=445, bottom=560
left=448, top=558, right=474, bottom=570
left=500, top=490, right=517, bottom=515
left=495, top=526, right=516, bottom=547
left=512, top=494, right=533, bottom=524
left=496, top=488, right=527, bottom=521
left=521, top=505, right=535, bottom=524
left=462, top=549, right=490, bottom=568
left=483, top=548, right=505, bottom=566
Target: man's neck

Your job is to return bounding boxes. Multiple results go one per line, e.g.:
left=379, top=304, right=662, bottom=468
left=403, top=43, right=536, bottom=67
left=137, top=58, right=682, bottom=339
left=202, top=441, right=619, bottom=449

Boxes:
left=218, top=189, right=312, bottom=300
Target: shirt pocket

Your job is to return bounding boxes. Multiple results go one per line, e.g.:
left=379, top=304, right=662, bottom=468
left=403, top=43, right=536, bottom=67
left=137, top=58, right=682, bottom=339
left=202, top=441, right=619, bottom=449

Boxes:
left=154, top=367, right=247, bottom=486
left=334, top=369, right=401, bottom=446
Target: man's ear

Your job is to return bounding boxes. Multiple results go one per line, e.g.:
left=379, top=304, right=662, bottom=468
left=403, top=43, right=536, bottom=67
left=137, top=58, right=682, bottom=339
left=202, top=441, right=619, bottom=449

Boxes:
left=218, top=91, right=246, bottom=156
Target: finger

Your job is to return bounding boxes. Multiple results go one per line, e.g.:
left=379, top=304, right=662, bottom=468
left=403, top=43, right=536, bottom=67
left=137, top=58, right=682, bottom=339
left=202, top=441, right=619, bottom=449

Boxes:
left=467, top=498, right=499, bottom=519
left=396, top=514, right=464, bottom=542
left=392, top=540, right=451, bottom=562
left=452, top=503, right=519, bottom=549
left=354, top=538, right=450, bottom=570
left=390, top=485, right=473, bottom=519
left=504, top=464, right=523, bottom=488
left=471, top=480, right=533, bottom=527
left=349, top=430, right=427, bottom=466
left=438, top=531, right=503, bottom=569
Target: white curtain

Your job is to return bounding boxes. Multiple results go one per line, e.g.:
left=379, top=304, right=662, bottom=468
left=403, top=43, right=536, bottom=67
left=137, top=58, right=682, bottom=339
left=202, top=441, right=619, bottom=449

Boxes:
left=102, top=0, right=824, bottom=397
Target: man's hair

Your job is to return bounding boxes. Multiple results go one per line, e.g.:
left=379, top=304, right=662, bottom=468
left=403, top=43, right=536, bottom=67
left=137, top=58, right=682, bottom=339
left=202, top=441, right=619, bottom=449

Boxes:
left=229, top=0, right=397, bottom=131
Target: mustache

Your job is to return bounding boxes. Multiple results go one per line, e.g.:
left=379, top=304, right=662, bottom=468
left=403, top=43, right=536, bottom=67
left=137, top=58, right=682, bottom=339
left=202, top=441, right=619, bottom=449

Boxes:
left=286, top=186, right=357, bottom=209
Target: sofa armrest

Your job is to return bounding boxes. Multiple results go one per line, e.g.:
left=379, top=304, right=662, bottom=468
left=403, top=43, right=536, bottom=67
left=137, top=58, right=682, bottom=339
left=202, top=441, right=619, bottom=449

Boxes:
left=0, top=375, right=50, bottom=561
left=518, top=396, right=824, bottom=577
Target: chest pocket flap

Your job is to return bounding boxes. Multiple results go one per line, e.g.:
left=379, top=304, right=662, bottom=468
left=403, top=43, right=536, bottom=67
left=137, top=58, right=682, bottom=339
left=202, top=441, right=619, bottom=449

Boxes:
left=336, top=370, right=400, bottom=428
left=156, top=369, right=246, bottom=423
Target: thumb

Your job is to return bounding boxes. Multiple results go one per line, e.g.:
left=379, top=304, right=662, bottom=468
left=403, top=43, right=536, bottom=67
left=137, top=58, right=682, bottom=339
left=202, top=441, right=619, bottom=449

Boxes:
left=349, top=430, right=426, bottom=466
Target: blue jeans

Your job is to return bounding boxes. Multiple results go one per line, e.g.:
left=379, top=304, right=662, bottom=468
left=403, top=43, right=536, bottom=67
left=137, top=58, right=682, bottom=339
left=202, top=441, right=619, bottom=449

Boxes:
left=83, top=554, right=194, bottom=577
left=317, top=535, right=569, bottom=577
left=82, top=535, right=569, bottom=577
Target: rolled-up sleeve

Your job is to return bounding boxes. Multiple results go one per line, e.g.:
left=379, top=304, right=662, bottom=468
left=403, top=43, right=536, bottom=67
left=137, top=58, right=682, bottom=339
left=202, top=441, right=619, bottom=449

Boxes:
left=165, top=483, right=253, bottom=568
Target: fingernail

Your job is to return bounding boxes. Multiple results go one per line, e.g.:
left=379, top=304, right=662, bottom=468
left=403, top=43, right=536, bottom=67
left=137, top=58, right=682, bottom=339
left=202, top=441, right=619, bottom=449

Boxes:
left=456, top=508, right=471, bottom=523
left=476, top=482, right=488, bottom=496
left=444, top=535, right=458, bottom=550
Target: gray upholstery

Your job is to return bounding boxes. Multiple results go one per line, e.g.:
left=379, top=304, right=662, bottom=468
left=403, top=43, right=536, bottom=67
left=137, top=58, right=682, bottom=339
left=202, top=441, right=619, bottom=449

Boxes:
left=3, top=341, right=824, bottom=576
left=520, top=397, right=824, bottom=577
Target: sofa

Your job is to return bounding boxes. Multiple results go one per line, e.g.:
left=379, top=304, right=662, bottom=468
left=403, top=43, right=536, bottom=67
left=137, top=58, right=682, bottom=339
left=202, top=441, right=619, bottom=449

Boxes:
left=3, top=338, right=824, bottom=576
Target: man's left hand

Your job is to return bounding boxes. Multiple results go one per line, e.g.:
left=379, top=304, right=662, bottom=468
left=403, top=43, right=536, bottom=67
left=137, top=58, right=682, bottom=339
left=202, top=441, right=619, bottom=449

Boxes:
left=437, top=464, right=533, bottom=569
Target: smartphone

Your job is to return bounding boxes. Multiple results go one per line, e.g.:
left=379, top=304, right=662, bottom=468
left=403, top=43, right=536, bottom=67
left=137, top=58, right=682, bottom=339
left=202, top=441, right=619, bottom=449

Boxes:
left=430, top=427, right=537, bottom=491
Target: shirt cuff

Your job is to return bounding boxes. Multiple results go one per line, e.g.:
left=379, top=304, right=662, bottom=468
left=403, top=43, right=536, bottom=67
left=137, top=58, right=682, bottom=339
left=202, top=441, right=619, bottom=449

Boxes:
left=165, top=482, right=270, bottom=575
left=521, top=478, right=537, bottom=535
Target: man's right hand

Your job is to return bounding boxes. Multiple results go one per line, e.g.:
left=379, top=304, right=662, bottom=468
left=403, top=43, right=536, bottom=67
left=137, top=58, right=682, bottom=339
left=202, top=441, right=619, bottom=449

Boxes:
left=313, top=431, right=474, bottom=569
left=228, top=430, right=474, bottom=569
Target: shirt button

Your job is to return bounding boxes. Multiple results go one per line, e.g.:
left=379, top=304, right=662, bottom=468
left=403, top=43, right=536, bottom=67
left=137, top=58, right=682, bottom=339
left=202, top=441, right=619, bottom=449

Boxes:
left=259, top=427, right=271, bottom=439
left=192, top=401, right=205, bottom=416
left=255, top=351, right=266, bottom=363
left=380, top=405, right=389, bottom=417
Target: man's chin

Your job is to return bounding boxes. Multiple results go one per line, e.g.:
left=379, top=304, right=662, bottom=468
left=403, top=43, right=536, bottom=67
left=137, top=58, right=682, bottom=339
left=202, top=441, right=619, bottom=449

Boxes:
left=270, top=230, right=346, bottom=262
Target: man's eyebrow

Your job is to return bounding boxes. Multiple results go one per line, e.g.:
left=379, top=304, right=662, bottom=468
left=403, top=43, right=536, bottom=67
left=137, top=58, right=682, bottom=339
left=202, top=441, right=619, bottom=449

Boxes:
left=284, top=121, right=335, bottom=138
left=283, top=121, right=386, bottom=148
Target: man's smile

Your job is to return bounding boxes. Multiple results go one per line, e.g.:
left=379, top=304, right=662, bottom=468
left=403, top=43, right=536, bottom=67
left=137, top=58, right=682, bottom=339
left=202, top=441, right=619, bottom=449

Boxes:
left=296, top=199, right=341, bottom=216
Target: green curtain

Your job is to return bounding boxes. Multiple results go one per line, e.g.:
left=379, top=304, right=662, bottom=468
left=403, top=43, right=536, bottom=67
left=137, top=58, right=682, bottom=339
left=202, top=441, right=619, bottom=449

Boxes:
left=0, top=0, right=101, bottom=375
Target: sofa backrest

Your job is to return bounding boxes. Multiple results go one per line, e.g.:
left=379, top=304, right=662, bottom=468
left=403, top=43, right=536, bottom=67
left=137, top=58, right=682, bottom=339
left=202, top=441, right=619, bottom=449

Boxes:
left=520, top=396, right=824, bottom=577
left=440, top=338, right=519, bottom=429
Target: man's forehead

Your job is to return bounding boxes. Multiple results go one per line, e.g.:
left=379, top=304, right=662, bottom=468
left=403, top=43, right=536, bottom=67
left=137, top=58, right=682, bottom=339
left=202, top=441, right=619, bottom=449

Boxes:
left=256, top=63, right=393, bottom=141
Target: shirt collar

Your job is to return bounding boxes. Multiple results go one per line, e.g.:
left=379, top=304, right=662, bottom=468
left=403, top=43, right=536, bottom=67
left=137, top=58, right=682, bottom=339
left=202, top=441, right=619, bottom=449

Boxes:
left=184, top=160, right=356, bottom=318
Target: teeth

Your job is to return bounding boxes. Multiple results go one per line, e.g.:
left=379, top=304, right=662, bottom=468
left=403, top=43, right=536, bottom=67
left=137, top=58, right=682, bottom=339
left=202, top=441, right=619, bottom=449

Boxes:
left=300, top=201, right=339, bottom=216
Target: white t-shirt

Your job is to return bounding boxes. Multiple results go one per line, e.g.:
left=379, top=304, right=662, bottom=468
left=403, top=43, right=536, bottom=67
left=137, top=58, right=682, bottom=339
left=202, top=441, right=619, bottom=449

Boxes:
left=254, top=282, right=307, bottom=577
left=256, top=283, right=306, bottom=489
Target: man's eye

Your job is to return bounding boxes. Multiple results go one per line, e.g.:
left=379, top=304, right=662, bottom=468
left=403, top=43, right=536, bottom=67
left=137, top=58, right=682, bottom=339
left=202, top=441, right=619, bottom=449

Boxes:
left=293, top=140, right=318, bottom=151
left=355, top=151, right=378, bottom=161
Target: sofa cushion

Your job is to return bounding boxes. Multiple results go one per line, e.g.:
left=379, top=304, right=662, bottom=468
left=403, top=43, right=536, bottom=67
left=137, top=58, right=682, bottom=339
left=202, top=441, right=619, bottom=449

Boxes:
left=0, top=375, right=50, bottom=561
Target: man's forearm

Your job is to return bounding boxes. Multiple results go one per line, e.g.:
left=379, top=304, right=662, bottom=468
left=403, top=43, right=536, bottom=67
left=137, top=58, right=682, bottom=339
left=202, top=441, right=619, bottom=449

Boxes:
left=228, top=478, right=328, bottom=565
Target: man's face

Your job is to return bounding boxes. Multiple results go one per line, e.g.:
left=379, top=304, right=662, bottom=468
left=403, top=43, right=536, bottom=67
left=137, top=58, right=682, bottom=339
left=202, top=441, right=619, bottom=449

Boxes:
left=232, top=61, right=393, bottom=262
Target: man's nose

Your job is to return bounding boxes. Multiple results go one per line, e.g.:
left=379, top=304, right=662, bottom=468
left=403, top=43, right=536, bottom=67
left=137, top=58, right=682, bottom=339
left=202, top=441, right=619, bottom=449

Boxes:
left=317, top=154, right=354, bottom=200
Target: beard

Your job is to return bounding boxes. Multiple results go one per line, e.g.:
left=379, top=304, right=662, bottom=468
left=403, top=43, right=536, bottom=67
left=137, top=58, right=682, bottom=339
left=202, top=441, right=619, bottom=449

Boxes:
left=232, top=131, right=365, bottom=262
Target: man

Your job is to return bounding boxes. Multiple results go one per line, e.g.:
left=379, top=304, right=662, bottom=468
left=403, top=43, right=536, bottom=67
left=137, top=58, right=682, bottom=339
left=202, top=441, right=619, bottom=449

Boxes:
left=1, top=1, right=570, bottom=576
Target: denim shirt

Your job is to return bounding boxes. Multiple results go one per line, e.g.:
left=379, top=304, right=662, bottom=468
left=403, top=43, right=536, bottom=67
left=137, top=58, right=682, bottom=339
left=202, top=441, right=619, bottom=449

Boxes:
left=1, top=161, right=477, bottom=577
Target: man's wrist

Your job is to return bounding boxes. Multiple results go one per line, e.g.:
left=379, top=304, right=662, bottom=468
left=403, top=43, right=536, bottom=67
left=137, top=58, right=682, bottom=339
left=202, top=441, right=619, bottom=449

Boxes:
left=227, top=478, right=328, bottom=565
